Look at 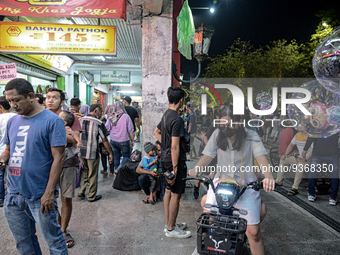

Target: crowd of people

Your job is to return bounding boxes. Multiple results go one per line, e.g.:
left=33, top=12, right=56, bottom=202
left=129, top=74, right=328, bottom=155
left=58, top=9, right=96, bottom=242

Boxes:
left=0, top=79, right=339, bottom=255
left=0, top=78, right=143, bottom=253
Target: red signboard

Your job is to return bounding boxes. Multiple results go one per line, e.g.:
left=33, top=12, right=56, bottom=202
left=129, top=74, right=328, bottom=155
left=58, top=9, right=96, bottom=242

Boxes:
left=0, top=0, right=126, bottom=19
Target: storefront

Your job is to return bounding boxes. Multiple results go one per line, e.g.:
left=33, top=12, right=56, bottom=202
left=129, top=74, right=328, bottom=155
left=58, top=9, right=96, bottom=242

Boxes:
left=0, top=54, right=59, bottom=95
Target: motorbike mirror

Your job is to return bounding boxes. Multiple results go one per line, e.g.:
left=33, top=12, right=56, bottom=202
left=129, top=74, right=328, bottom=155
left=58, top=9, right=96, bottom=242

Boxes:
left=239, top=209, right=248, bottom=215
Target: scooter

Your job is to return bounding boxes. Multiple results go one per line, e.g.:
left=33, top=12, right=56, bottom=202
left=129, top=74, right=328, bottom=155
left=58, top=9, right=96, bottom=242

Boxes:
left=184, top=175, right=265, bottom=255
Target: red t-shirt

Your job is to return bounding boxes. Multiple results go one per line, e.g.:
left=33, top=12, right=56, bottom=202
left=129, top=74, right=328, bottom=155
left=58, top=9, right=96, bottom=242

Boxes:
left=71, top=113, right=82, bottom=133
left=278, top=127, right=294, bottom=156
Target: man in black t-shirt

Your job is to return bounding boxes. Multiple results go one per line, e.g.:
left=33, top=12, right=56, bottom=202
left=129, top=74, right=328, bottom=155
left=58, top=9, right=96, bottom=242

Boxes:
left=154, top=87, right=191, bottom=239
left=303, top=133, right=339, bottom=205
left=124, top=96, right=140, bottom=142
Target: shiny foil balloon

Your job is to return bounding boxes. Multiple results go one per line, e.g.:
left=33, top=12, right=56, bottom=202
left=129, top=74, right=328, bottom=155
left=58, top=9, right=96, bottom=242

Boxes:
left=313, top=26, right=340, bottom=94
left=287, top=80, right=340, bottom=138
left=256, top=92, right=272, bottom=106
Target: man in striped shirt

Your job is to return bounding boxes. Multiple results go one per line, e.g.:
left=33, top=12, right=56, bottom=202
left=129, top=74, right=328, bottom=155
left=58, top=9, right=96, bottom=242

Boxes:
left=70, top=97, right=84, bottom=119
left=78, top=103, right=113, bottom=202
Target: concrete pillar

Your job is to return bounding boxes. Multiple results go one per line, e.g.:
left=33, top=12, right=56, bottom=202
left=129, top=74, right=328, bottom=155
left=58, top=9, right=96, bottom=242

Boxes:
left=64, top=73, right=74, bottom=99
left=142, top=14, right=173, bottom=148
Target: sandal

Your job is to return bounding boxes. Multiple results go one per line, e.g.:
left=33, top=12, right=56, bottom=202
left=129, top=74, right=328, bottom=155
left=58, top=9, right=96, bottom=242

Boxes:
left=287, top=188, right=299, bottom=196
left=100, top=170, right=108, bottom=175
left=142, top=199, right=149, bottom=204
left=63, top=233, right=75, bottom=248
left=148, top=198, right=155, bottom=205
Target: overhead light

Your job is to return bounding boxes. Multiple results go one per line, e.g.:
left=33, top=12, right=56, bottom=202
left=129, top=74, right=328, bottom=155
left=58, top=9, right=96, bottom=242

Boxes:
left=117, top=91, right=136, bottom=94
left=94, top=56, right=105, bottom=61
left=111, top=83, right=131, bottom=87
left=210, top=8, right=215, bottom=13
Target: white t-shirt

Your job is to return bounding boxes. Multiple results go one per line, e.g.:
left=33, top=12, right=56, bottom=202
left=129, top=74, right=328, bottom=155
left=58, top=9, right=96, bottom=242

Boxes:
left=202, top=129, right=267, bottom=225
left=202, top=129, right=267, bottom=184
left=0, top=112, right=16, bottom=154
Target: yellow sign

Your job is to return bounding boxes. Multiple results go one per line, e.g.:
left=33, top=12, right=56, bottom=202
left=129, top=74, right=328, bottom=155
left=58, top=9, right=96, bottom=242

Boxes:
left=15, top=0, right=67, bottom=6
left=16, top=54, right=74, bottom=74
left=0, top=22, right=116, bottom=55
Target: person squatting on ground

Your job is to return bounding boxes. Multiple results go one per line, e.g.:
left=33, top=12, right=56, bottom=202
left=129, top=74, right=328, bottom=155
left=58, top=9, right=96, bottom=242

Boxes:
left=303, top=133, right=339, bottom=205
left=136, top=141, right=165, bottom=203
left=105, top=101, right=134, bottom=173
left=1, top=78, right=68, bottom=254
left=46, top=87, right=83, bottom=249
left=154, top=86, right=191, bottom=239
left=142, top=142, right=159, bottom=204
left=189, top=104, right=275, bottom=255
left=78, top=103, right=113, bottom=202
left=0, top=96, right=16, bottom=208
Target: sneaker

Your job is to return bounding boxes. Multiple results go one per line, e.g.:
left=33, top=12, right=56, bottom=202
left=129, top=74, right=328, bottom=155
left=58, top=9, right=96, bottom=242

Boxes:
left=165, top=225, right=191, bottom=238
left=194, top=186, right=199, bottom=199
left=164, top=222, right=187, bottom=233
left=0, top=198, right=3, bottom=207
left=308, top=195, right=316, bottom=202
left=329, top=198, right=337, bottom=206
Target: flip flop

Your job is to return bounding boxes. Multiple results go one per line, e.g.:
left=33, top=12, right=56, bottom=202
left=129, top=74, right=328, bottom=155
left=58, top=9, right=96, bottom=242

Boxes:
left=148, top=198, right=155, bottom=205
left=64, top=233, right=75, bottom=248
left=287, top=188, right=299, bottom=196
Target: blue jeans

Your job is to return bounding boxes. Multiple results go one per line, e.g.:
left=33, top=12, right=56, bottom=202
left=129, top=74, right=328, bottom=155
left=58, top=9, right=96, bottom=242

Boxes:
left=138, top=174, right=152, bottom=196
left=110, top=140, right=131, bottom=170
left=0, top=166, right=5, bottom=199
left=308, top=155, right=339, bottom=200
left=4, top=193, right=68, bottom=255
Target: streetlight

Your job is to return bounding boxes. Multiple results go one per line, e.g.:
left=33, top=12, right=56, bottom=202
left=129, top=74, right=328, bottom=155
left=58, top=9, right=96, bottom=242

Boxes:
left=173, top=24, right=214, bottom=83
left=210, top=8, right=215, bottom=13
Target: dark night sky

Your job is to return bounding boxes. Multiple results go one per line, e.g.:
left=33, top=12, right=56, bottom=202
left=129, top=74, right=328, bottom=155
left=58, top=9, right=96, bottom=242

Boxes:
left=181, top=0, right=340, bottom=77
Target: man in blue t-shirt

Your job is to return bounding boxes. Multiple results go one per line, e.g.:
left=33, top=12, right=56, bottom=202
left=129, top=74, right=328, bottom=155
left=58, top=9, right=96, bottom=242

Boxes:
left=0, top=78, right=68, bottom=254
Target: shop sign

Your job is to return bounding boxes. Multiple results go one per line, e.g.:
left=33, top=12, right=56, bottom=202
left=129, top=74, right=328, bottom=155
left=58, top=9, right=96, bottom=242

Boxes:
left=79, top=70, right=94, bottom=86
left=0, top=22, right=116, bottom=55
left=0, top=0, right=126, bottom=19
left=101, top=70, right=130, bottom=84
left=0, top=63, right=17, bottom=82
left=16, top=54, right=74, bottom=74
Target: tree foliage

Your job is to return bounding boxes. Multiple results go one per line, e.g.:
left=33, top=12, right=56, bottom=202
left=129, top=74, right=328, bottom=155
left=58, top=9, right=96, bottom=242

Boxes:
left=205, top=38, right=310, bottom=79
left=190, top=9, right=340, bottom=108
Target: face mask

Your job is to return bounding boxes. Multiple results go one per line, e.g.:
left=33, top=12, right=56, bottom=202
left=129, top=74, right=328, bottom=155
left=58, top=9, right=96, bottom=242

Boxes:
left=201, top=134, right=205, bottom=139
left=219, top=127, right=238, bottom=137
